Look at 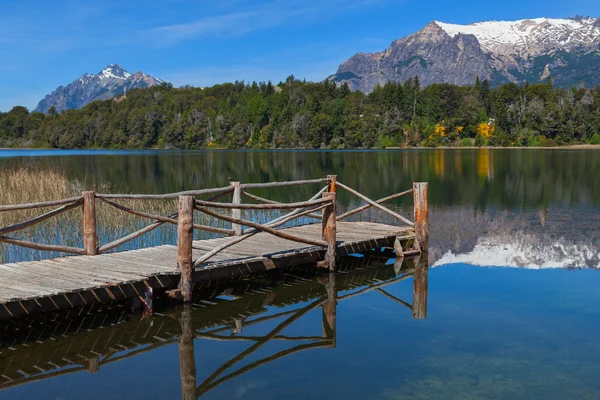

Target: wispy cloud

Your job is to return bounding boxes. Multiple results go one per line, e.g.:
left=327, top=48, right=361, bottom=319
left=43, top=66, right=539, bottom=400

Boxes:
left=146, top=0, right=390, bottom=46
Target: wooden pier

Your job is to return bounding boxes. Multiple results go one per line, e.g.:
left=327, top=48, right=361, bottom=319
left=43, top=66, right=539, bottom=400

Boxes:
left=0, top=176, right=428, bottom=320
left=0, top=255, right=429, bottom=394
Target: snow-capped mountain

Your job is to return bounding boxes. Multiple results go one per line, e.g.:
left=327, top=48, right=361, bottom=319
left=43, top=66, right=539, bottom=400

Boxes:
left=330, top=16, right=600, bottom=92
left=35, top=64, right=163, bottom=113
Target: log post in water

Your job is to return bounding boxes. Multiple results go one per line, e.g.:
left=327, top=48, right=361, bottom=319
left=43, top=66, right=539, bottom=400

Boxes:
left=412, top=254, right=429, bottom=320
left=413, top=182, right=429, bottom=252
left=82, top=191, right=98, bottom=255
left=178, top=305, right=197, bottom=400
left=230, top=181, right=242, bottom=236
left=321, top=192, right=337, bottom=270
left=177, top=196, right=194, bottom=303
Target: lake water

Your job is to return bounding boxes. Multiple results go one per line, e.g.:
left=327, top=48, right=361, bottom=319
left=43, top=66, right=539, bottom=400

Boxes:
left=0, top=149, right=599, bottom=399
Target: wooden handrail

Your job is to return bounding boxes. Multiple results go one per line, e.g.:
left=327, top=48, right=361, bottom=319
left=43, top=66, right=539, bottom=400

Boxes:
left=0, top=236, right=85, bottom=255
left=99, top=198, right=234, bottom=235
left=336, top=182, right=415, bottom=227
left=0, top=200, right=82, bottom=235
left=241, top=190, right=324, bottom=220
left=0, top=196, right=83, bottom=212
left=95, top=186, right=233, bottom=200
left=0, top=177, right=426, bottom=281
left=195, top=197, right=331, bottom=210
left=336, top=189, right=413, bottom=221
left=240, top=178, right=330, bottom=190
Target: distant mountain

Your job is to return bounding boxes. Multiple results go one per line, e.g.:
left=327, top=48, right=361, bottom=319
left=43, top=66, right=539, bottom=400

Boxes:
left=34, top=64, right=163, bottom=113
left=329, top=16, right=600, bottom=92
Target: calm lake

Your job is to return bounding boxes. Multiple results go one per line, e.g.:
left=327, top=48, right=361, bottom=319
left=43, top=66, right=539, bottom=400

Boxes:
left=1, top=149, right=599, bottom=399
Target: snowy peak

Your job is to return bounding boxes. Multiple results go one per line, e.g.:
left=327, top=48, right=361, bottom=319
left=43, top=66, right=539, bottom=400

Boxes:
left=434, top=17, right=600, bottom=57
left=35, top=64, right=163, bottom=113
left=98, top=64, right=131, bottom=80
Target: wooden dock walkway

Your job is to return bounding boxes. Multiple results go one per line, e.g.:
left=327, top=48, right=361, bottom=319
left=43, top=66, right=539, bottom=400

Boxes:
left=0, top=176, right=428, bottom=320
left=0, top=256, right=428, bottom=393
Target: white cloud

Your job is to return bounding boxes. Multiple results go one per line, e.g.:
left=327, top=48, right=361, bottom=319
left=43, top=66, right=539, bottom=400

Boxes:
left=146, top=0, right=392, bottom=46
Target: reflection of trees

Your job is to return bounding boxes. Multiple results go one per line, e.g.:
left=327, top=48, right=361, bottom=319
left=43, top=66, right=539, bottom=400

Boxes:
left=2, top=149, right=600, bottom=208
left=0, top=255, right=429, bottom=397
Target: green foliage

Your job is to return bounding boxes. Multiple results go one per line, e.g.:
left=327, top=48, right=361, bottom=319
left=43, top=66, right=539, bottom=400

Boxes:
left=2, top=78, right=600, bottom=149
left=590, top=133, right=600, bottom=145
left=460, top=138, right=472, bottom=147
left=475, top=135, right=488, bottom=147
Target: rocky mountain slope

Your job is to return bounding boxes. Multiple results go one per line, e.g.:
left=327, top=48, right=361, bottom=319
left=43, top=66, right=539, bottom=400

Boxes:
left=35, top=64, right=163, bottom=113
left=330, top=16, right=600, bottom=92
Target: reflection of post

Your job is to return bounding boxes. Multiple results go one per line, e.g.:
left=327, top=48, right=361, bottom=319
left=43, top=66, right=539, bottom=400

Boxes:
left=179, top=305, right=197, bottom=400
left=412, top=254, right=428, bottom=320
left=322, top=272, right=337, bottom=347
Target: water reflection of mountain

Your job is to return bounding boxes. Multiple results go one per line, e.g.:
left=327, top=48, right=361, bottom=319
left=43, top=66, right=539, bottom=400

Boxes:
left=0, top=255, right=428, bottom=396
left=429, top=207, right=600, bottom=269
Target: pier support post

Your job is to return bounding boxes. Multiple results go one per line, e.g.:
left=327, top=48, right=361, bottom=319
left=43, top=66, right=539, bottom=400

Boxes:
left=413, top=182, right=429, bottom=253
left=321, top=192, right=337, bottom=270
left=412, top=254, right=429, bottom=320
left=82, top=191, right=98, bottom=255
left=177, top=196, right=194, bottom=303
left=178, top=305, right=197, bottom=400
left=230, top=181, right=242, bottom=236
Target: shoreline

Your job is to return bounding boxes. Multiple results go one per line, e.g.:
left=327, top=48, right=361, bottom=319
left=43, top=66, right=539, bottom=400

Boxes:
left=1, top=144, right=600, bottom=151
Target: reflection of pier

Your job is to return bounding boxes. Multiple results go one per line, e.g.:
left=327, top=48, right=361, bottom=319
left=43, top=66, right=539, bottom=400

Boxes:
left=0, top=255, right=428, bottom=396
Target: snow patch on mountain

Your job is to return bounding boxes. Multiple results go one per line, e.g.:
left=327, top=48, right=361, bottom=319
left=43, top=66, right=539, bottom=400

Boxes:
left=435, top=17, right=600, bottom=57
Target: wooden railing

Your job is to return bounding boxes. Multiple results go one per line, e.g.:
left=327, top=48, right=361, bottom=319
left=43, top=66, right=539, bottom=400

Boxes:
left=0, top=176, right=428, bottom=302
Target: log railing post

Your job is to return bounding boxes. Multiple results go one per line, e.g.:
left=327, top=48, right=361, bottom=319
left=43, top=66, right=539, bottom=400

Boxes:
left=413, top=182, right=429, bottom=253
left=230, top=181, right=242, bottom=236
left=82, top=191, right=98, bottom=255
left=177, top=195, right=194, bottom=303
left=327, top=175, right=337, bottom=193
left=321, top=192, right=337, bottom=270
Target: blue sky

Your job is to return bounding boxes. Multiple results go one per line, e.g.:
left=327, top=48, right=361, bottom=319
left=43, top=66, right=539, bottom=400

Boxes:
left=0, top=0, right=598, bottom=112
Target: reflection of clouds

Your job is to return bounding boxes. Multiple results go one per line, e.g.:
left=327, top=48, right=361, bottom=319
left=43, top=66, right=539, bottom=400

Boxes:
left=434, top=232, right=600, bottom=269
left=236, top=379, right=268, bottom=398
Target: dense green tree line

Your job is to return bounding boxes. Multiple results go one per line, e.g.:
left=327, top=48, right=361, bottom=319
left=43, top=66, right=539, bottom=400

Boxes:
left=2, top=76, right=600, bottom=149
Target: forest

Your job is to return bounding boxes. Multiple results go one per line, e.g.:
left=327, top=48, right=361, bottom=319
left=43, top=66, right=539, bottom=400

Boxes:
left=1, top=76, right=600, bottom=149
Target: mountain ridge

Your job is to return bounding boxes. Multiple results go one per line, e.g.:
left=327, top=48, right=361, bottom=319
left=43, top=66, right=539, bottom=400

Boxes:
left=34, top=64, right=163, bottom=113
left=329, top=16, right=600, bottom=92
